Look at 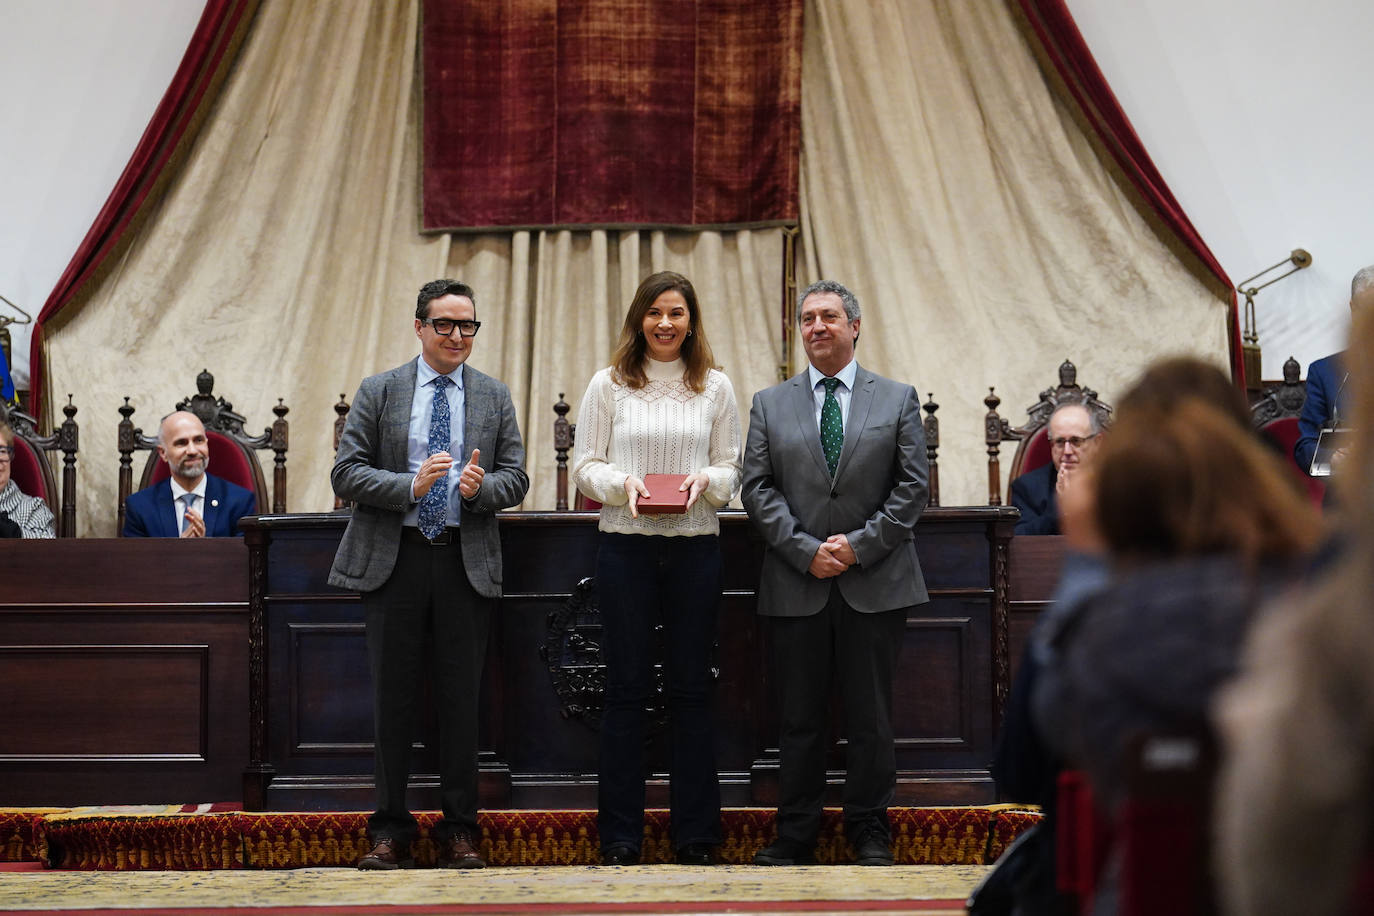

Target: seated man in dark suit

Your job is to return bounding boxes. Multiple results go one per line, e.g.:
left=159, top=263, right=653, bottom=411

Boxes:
left=1295, top=264, right=1373, bottom=476
left=123, top=411, right=256, bottom=537
left=1010, top=402, right=1101, bottom=535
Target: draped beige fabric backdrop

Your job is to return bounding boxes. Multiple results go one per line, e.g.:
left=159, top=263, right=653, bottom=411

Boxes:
left=46, top=0, right=1226, bottom=536
left=796, top=0, right=1227, bottom=507
left=46, top=0, right=781, bottom=534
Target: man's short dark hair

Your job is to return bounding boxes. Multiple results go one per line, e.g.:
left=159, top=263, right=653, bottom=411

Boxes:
left=416, top=279, right=477, bottom=320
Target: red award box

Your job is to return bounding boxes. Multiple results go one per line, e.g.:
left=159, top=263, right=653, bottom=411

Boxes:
left=637, top=474, right=691, bottom=514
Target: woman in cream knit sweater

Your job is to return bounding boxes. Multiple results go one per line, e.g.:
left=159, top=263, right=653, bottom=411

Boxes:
left=572, top=270, right=741, bottom=867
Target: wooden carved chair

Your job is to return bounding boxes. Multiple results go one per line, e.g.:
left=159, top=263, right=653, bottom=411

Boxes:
left=984, top=359, right=1113, bottom=505
left=553, top=393, right=599, bottom=511
left=0, top=397, right=79, bottom=536
left=116, top=369, right=288, bottom=535
left=920, top=392, right=941, bottom=507
left=333, top=393, right=351, bottom=510
left=1250, top=356, right=1324, bottom=505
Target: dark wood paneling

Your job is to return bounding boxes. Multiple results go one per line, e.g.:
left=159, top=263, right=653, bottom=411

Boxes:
left=1, top=645, right=209, bottom=758
left=0, top=539, right=249, bottom=805
left=1007, top=535, right=1066, bottom=681
left=0, top=512, right=1023, bottom=809
left=243, top=509, right=1017, bottom=811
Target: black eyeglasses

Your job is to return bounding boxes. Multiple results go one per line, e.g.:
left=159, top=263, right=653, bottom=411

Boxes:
left=421, top=318, right=481, bottom=338
left=1050, top=434, right=1097, bottom=450
left=0, top=446, right=13, bottom=462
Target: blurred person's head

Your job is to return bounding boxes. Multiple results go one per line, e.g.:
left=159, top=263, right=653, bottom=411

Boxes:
left=1116, top=356, right=1252, bottom=433
left=1047, top=403, right=1101, bottom=474
left=1350, top=265, right=1374, bottom=318
left=1093, top=399, right=1321, bottom=567
left=1335, top=308, right=1374, bottom=518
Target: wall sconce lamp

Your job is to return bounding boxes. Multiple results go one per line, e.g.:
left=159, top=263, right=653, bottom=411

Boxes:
left=1237, top=248, right=1311, bottom=387
left=0, top=292, right=34, bottom=371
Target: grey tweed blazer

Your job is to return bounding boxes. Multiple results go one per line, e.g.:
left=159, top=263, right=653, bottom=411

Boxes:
left=328, top=358, right=529, bottom=597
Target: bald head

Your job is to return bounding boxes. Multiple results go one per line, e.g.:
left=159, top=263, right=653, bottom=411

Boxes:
left=157, top=411, right=209, bottom=487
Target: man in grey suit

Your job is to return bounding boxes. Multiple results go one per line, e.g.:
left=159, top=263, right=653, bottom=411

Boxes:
left=742, top=279, right=929, bottom=867
left=330, top=279, right=529, bottom=871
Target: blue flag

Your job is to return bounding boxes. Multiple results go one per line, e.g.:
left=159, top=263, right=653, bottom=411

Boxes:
left=0, top=343, right=17, bottom=406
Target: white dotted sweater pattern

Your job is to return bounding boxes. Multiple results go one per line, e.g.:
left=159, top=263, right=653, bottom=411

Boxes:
left=571, top=361, right=742, bottom=537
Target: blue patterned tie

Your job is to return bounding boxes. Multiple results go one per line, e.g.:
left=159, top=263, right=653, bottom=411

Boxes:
left=820, top=377, right=843, bottom=476
left=181, top=493, right=197, bottom=533
left=417, top=376, right=453, bottom=539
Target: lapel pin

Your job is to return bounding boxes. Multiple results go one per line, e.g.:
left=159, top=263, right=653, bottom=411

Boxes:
left=211, top=499, right=220, bottom=508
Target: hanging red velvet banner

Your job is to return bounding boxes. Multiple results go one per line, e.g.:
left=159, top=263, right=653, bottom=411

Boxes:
left=421, top=0, right=801, bottom=232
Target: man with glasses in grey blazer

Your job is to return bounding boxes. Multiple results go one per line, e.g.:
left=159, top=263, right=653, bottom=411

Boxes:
left=742, top=280, right=929, bottom=868
left=330, top=279, right=528, bottom=871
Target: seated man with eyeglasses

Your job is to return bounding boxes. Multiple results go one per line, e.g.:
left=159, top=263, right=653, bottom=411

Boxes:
left=0, top=421, right=56, bottom=539
left=1010, top=402, right=1101, bottom=536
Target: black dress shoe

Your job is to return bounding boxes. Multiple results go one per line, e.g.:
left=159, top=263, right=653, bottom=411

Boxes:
left=753, top=837, right=816, bottom=866
left=357, top=837, right=414, bottom=870
left=851, top=828, right=894, bottom=866
left=601, top=844, right=640, bottom=866
left=675, top=843, right=716, bottom=865
left=436, top=832, right=486, bottom=869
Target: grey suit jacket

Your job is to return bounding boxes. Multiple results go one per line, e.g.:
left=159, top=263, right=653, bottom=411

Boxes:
left=328, top=358, right=529, bottom=597
left=741, top=364, right=929, bottom=616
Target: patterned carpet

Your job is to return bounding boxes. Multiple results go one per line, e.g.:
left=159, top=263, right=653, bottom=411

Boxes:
left=3, top=807, right=1039, bottom=872
left=0, top=806, right=1033, bottom=914
left=0, top=863, right=988, bottom=914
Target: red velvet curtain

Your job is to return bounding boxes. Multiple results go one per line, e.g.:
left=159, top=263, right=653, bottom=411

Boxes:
left=28, top=0, right=259, bottom=415
left=1016, top=0, right=1245, bottom=387
left=421, top=0, right=802, bottom=231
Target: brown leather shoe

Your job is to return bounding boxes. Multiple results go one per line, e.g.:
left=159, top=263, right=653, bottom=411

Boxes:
left=357, top=837, right=413, bottom=870
left=436, top=832, right=486, bottom=869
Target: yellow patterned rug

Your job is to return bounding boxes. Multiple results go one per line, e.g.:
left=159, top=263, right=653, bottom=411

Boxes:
left=0, top=863, right=988, bottom=914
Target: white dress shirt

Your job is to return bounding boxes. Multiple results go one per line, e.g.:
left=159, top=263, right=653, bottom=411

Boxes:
left=169, top=476, right=209, bottom=533
left=807, top=357, right=857, bottom=430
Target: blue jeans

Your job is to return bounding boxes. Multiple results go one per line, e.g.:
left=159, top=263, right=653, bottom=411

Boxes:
left=595, top=532, right=723, bottom=852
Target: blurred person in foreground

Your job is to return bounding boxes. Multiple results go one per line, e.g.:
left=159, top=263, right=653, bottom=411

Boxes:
left=990, top=357, right=1260, bottom=915
left=1029, top=374, right=1321, bottom=914
left=1214, top=309, right=1374, bottom=916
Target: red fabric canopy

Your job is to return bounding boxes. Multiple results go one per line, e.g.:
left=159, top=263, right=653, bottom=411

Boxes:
left=28, top=0, right=259, bottom=415
left=1017, top=0, right=1245, bottom=388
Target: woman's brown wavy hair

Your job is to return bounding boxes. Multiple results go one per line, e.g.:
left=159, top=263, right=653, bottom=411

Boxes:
left=610, top=271, right=717, bottom=393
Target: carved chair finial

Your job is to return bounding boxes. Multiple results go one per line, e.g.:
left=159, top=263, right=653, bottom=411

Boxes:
left=1058, top=359, right=1077, bottom=387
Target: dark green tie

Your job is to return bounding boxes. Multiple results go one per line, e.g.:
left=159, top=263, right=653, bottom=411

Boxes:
left=821, top=377, right=843, bottom=476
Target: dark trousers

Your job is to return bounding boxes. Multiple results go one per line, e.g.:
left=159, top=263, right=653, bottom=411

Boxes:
left=596, top=532, right=723, bottom=852
left=362, top=533, right=492, bottom=847
left=769, top=584, right=908, bottom=845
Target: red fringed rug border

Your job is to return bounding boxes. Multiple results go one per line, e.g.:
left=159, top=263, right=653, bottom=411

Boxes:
left=0, top=809, right=56, bottom=864
left=27, top=806, right=1040, bottom=871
